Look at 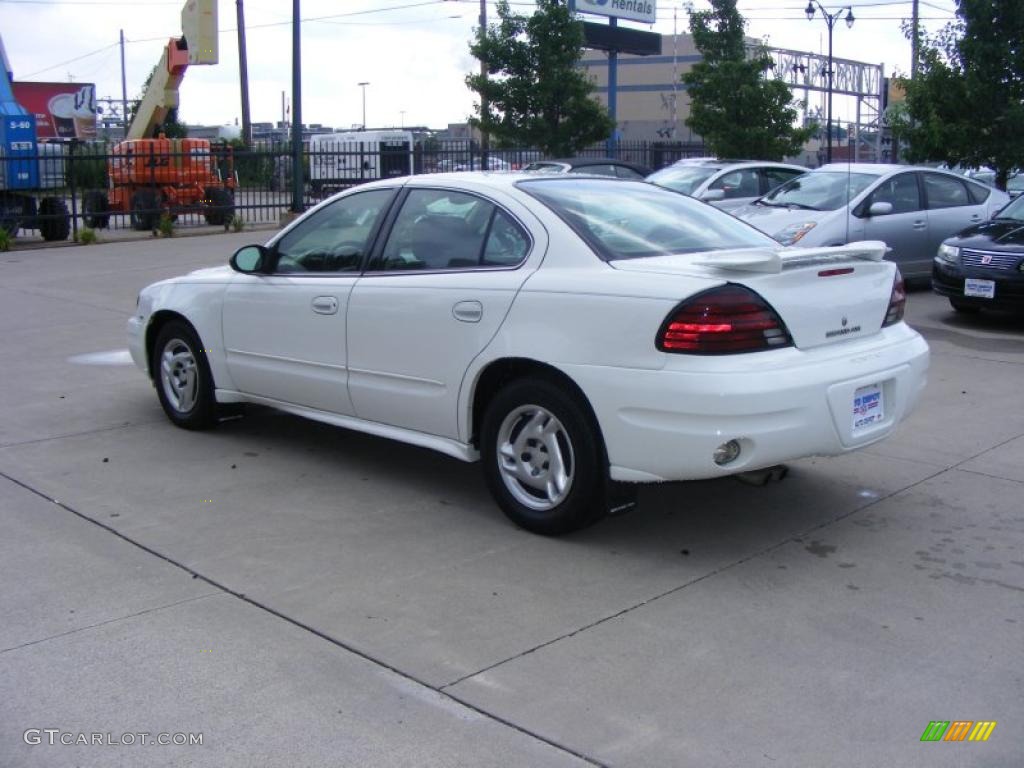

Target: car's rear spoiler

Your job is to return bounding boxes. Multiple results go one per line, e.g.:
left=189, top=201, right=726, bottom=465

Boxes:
left=693, top=241, right=888, bottom=274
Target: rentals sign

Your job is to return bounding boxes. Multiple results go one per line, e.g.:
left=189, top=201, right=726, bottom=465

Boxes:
left=576, top=0, right=657, bottom=25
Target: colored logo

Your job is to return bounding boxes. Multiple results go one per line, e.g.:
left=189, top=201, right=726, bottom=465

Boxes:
left=920, top=721, right=997, bottom=742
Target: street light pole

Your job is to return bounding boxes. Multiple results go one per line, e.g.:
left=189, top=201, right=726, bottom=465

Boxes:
left=358, top=82, right=369, bottom=130
left=806, top=1, right=854, bottom=164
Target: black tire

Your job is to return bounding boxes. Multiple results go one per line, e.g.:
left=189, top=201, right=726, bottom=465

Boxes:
left=83, top=190, right=110, bottom=229
left=130, top=188, right=160, bottom=231
left=151, top=321, right=219, bottom=430
left=0, top=193, right=21, bottom=237
left=950, top=298, right=981, bottom=314
left=38, top=197, right=71, bottom=241
left=480, top=378, right=606, bottom=535
left=203, top=186, right=234, bottom=225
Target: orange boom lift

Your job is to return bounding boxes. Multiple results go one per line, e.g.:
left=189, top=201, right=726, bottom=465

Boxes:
left=84, top=0, right=236, bottom=231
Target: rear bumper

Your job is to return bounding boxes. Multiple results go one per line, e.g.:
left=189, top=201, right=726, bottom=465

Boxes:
left=562, top=325, right=929, bottom=483
left=932, top=260, right=1024, bottom=310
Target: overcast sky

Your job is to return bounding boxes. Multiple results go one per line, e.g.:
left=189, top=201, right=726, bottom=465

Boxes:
left=2, top=0, right=958, bottom=130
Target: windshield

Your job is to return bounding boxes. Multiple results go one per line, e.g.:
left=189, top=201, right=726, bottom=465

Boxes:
left=646, top=165, right=721, bottom=195
left=762, top=171, right=878, bottom=211
left=995, top=194, right=1024, bottom=222
left=519, top=178, right=776, bottom=261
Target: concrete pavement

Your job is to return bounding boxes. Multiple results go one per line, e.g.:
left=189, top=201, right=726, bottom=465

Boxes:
left=1, top=235, right=1021, bottom=766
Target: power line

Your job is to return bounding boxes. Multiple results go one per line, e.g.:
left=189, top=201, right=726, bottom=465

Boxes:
left=20, top=42, right=119, bottom=78
left=19, top=0, right=452, bottom=75
left=0, top=0, right=179, bottom=5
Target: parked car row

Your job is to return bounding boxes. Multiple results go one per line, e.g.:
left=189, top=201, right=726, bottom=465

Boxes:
left=642, top=158, right=1020, bottom=313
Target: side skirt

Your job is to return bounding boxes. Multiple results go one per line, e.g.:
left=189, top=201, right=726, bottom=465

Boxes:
left=214, top=389, right=480, bottom=464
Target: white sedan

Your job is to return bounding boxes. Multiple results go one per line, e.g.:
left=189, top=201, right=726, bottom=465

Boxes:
left=128, top=173, right=929, bottom=534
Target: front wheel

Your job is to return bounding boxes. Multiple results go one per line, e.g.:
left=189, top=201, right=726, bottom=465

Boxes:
left=203, top=187, right=234, bottom=225
left=38, top=197, right=70, bottom=241
left=151, top=321, right=218, bottom=430
left=130, top=188, right=160, bottom=231
left=83, top=190, right=110, bottom=228
left=481, top=378, right=606, bottom=535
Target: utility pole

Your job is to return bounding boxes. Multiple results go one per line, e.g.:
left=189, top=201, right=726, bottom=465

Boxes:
left=607, top=16, right=618, bottom=158
left=479, top=0, right=489, bottom=170
left=358, top=82, right=369, bottom=129
left=236, top=0, right=252, bottom=145
left=910, top=0, right=920, bottom=79
left=291, top=0, right=303, bottom=212
left=119, top=29, right=128, bottom=134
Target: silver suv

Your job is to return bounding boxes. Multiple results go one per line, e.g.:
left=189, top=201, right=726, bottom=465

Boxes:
left=646, top=160, right=808, bottom=212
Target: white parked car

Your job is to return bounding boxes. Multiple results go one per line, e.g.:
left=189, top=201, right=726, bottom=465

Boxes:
left=129, top=174, right=929, bottom=534
left=647, top=160, right=808, bottom=212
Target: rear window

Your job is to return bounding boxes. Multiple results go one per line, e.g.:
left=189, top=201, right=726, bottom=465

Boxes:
left=519, top=178, right=776, bottom=261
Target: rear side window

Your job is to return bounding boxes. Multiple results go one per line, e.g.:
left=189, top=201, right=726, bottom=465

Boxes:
left=371, top=189, right=529, bottom=271
left=483, top=211, right=531, bottom=266
left=924, top=173, right=971, bottom=209
left=966, top=180, right=991, bottom=204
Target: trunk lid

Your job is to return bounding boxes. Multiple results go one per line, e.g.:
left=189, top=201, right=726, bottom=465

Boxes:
left=609, top=241, right=896, bottom=350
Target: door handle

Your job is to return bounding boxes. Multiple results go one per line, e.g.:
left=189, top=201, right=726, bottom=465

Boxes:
left=912, top=221, right=927, bottom=230
left=311, top=296, right=339, bottom=315
left=452, top=300, right=483, bottom=323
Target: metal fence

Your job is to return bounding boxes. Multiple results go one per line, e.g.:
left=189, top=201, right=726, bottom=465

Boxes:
left=1, top=138, right=708, bottom=243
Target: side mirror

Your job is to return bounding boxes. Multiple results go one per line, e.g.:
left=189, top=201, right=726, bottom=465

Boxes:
left=700, top=188, right=726, bottom=202
left=230, top=244, right=269, bottom=274
left=868, top=201, right=894, bottom=216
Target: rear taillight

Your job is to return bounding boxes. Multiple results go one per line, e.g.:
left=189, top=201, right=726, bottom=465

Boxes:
left=882, top=268, right=906, bottom=327
left=657, top=285, right=793, bottom=354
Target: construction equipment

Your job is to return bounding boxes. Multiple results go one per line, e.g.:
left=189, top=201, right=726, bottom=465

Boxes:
left=0, top=36, right=72, bottom=241
left=85, top=0, right=236, bottom=231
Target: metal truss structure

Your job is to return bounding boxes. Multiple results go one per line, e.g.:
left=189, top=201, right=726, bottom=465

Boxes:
left=765, top=47, right=887, bottom=162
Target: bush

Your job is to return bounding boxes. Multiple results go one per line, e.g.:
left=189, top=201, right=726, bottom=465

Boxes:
left=71, top=144, right=110, bottom=190
left=77, top=227, right=98, bottom=245
left=0, top=228, right=10, bottom=252
left=231, top=214, right=244, bottom=232
left=157, top=212, right=174, bottom=238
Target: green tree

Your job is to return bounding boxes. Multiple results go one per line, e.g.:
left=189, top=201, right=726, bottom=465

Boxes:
left=890, top=1, right=1024, bottom=189
left=466, top=0, right=613, bottom=155
left=683, top=0, right=813, bottom=160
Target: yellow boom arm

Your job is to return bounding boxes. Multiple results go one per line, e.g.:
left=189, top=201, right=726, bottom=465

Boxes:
left=126, top=0, right=217, bottom=140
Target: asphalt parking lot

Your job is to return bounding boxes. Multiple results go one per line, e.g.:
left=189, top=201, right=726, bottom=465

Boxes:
left=1, top=233, right=1022, bottom=767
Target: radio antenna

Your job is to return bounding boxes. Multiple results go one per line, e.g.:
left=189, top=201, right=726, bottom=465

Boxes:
left=845, top=125, right=852, bottom=244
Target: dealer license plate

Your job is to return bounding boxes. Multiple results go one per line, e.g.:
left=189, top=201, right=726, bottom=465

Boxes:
left=852, top=384, right=884, bottom=431
left=964, top=279, right=995, bottom=299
